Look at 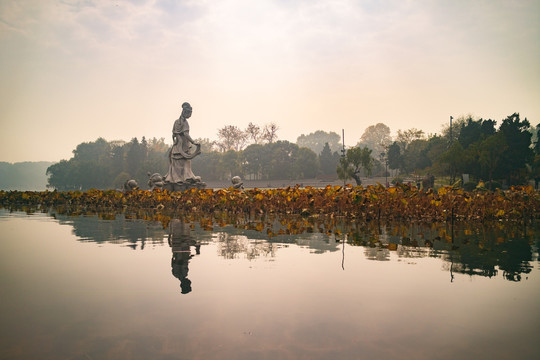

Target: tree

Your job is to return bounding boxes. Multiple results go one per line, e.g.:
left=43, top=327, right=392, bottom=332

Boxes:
left=217, top=125, right=248, bottom=152
left=337, top=146, right=373, bottom=185
left=262, top=123, right=279, bottom=143
left=245, top=122, right=262, bottom=144
left=126, top=137, right=146, bottom=179
left=396, top=128, right=425, bottom=151
left=319, top=142, right=340, bottom=175
left=425, top=135, right=449, bottom=176
left=358, top=123, right=391, bottom=156
left=439, top=142, right=466, bottom=183
left=294, top=147, right=319, bottom=178
left=402, top=139, right=430, bottom=174
left=458, top=117, right=496, bottom=149
left=194, top=137, right=217, bottom=153
left=387, top=142, right=402, bottom=171
left=495, top=113, right=533, bottom=185
left=532, top=124, right=540, bottom=155
left=219, top=150, right=242, bottom=179
left=296, top=130, right=341, bottom=154
left=242, top=144, right=265, bottom=180
left=477, top=132, right=507, bottom=186
left=441, top=115, right=468, bottom=145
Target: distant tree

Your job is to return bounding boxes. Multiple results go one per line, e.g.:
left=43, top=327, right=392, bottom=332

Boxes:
left=458, top=117, right=496, bottom=149
left=267, top=141, right=298, bottom=179
left=219, top=150, right=242, bottom=180
left=262, top=123, right=279, bottom=143
left=242, top=144, right=265, bottom=180
left=0, top=161, right=54, bottom=191
left=477, top=132, right=507, bottom=186
left=194, top=137, right=217, bottom=153
left=441, top=115, right=468, bottom=145
left=217, top=125, right=248, bottom=152
left=387, top=142, right=402, bottom=171
left=402, top=139, right=430, bottom=174
left=425, top=135, right=449, bottom=176
left=337, top=146, right=373, bottom=185
left=245, top=122, right=262, bottom=144
left=532, top=124, right=540, bottom=155
left=295, top=147, right=319, bottom=178
left=319, top=142, right=340, bottom=175
left=192, top=151, right=223, bottom=181
left=72, top=137, right=111, bottom=162
left=439, top=142, right=466, bottom=183
left=495, top=113, right=533, bottom=184
left=126, top=137, right=146, bottom=180
left=395, top=128, right=425, bottom=151
left=358, top=123, right=391, bottom=156
left=296, top=130, right=341, bottom=154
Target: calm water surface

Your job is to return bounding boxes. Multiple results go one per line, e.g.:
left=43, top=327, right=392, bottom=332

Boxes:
left=0, top=209, right=539, bottom=360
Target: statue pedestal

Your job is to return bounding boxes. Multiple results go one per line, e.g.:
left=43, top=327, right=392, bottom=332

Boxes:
left=164, top=181, right=207, bottom=192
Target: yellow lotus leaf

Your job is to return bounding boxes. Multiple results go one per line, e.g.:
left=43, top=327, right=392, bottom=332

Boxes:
left=495, top=209, right=505, bottom=217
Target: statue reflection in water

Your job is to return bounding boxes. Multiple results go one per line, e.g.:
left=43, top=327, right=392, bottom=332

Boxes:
left=168, top=219, right=200, bottom=294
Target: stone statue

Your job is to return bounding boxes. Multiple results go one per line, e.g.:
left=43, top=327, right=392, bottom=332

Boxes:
left=147, top=172, right=164, bottom=190
left=123, top=179, right=139, bottom=192
left=231, top=176, right=244, bottom=189
left=163, top=102, right=206, bottom=191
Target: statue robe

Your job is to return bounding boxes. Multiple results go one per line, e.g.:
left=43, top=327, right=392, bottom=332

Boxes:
left=164, top=117, right=200, bottom=184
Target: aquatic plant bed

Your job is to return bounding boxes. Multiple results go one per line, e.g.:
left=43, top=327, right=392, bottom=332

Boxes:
left=2, top=184, right=538, bottom=223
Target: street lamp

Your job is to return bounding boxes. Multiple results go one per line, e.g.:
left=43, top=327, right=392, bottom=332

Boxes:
left=449, top=116, right=453, bottom=145
left=341, top=129, right=346, bottom=186
left=380, top=151, right=388, bottom=187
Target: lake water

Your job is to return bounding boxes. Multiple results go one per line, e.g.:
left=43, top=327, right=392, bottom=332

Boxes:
left=1, top=208, right=539, bottom=360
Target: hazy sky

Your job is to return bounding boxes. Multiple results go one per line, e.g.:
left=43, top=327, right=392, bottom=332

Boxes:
left=1, top=0, right=539, bottom=162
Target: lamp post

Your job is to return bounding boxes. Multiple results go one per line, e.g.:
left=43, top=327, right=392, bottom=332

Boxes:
left=341, top=129, right=346, bottom=186
left=380, top=151, right=388, bottom=187
left=449, top=116, right=453, bottom=146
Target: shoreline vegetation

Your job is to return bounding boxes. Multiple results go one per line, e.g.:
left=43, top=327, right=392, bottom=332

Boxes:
left=1, top=185, right=538, bottom=226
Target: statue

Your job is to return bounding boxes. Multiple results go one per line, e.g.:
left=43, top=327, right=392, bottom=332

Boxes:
left=231, top=176, right=244, bottom=189
left=122, top=179, right=139, bottom=192
left=163, top=102, right=206, bottom=191
left=147, top=172, right=164, bottom=190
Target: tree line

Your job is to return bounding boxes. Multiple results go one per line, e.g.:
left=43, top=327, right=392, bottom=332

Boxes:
left=46, top=122, right=342, bottom=190
left=339, top=113, right=539, bottom=189
left=46, top=113, right=538, bottom=190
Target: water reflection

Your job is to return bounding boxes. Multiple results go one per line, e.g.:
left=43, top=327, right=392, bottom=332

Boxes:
left=168, top=219, right=200, bottom=294
left=3, top=206, right=538, bottom=283
left=52, top=212, right=167, bottom=249
left=2, top=208, right=539, bottom=360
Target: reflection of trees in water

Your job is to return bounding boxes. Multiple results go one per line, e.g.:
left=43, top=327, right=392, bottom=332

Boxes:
left=214, top=232, right=277, bottom=260
left=347, top=221, right=537, bottom=282
left=52, top=212, right=167, bottom=249
left=42, top=207, right=538, bottom=282
left=364, top=247, right=390, bottom=261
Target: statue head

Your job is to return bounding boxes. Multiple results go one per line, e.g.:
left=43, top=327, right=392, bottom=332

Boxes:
left=181, top=102, right=192, bottom=119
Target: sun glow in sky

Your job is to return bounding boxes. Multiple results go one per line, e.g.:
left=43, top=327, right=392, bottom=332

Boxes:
left=1, top=0, right=539, bottom=162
